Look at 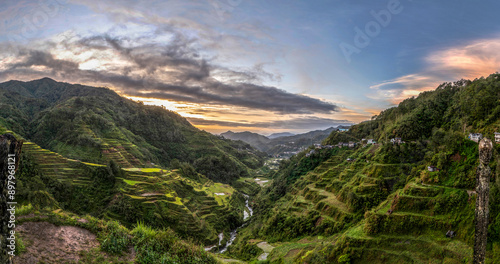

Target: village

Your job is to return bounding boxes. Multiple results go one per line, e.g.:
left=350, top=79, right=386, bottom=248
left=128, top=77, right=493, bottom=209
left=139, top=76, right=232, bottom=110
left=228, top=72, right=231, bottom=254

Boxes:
left=265, top=129, right=500, bottom=178
left=304, top=130, right=500, bottom=165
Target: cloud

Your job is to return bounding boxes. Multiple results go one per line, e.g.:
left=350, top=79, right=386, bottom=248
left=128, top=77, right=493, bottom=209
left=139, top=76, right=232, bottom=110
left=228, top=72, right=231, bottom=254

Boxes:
left=187, top=116, right=352, bottom=129
left=0, top=29, right=338, bottom=114
left=0, top=0, right=346, bottom=134
left=426, top=39, right=500, bottom=79
left=369, top=38, right=500, bottom=104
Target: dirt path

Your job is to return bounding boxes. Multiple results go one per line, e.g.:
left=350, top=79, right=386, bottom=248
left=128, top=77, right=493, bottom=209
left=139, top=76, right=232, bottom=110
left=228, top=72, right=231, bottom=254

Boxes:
left=14, top=221, right=134, bottom=263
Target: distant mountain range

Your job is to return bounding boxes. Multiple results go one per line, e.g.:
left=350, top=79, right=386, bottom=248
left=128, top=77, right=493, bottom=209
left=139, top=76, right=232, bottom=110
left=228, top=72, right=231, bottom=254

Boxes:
left=221, top=126, right=347, bottom=156
left=220, top=131, right=271, bottom=153
left=268, top=132, right=295, bottom=139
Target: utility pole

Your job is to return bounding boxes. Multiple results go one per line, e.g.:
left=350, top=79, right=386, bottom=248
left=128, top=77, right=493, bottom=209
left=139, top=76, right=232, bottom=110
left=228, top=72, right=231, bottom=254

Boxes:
left=473, top=138, right=493, bottom=264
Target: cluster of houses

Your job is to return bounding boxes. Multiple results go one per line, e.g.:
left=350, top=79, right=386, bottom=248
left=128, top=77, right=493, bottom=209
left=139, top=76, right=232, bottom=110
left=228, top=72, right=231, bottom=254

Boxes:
left=304, top=131, right=500, bottom=179
left=468, top=132, right=500, bottom=143
left=305, top=131, right=500, bottom=159
left=305, top=139, right=378, bottom=157
left=390, top=137, right=404, bottom=144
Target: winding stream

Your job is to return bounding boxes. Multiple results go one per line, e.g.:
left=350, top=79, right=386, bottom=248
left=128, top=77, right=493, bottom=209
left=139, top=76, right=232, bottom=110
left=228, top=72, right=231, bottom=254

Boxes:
left=243, top=194, right=253, bottom=221
left=204, top=194, right=253, bottom=253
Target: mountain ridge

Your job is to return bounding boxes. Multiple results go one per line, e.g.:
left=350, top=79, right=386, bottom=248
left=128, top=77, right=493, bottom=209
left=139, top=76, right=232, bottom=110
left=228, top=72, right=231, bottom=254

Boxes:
left=268, top=132, right=296, bottom=139
left=221, top=127, right=338, bottom=156
left=1, top=77, right=267, bottom=251
left=0, top=77, right=267, bottom=183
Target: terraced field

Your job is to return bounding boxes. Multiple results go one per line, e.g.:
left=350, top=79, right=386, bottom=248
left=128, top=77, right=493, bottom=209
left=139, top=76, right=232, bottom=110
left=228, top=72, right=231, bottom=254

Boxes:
left=338, top=179, right=476, bottom=263
left=19, top=139, right=246, bottom=245
left=260, top=145, right=478, bottom=263
left=115, top=167, right=243, bottom=244
left=78, top=124, right=150, bottom=167
left=268, top=151, right=398, bottom=237
left=22, top=141, right=96, bottom=186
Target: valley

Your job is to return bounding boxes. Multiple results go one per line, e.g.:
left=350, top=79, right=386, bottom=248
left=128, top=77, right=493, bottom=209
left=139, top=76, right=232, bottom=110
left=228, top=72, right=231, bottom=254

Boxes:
left=3, top=74, right=500, bottom=263
left=221, top=127, right=342, bottom=158
left=216, top=74, right=500, bottom=263
left=2, top=1, right=500, bottom=263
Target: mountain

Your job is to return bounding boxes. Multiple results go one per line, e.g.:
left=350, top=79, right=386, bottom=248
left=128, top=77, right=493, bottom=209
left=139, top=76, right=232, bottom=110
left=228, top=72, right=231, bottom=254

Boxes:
left=268, top=132, right=295, bottom=139
left=0, top=78, right=266, bottom=183
left=220, top=131, right=271, bottom=152
left=1, top=78, right=266, bottom=249
left=11, top=74, right=500, bottom=263
left=266, top=127, right=336, bottom=156
left=221, top=127, right=336, bottom=157
left=226, top=73, right=500, bottom=263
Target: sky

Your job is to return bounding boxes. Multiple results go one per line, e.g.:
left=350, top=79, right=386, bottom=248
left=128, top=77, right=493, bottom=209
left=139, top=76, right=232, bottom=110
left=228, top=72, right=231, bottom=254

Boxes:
left=0, top=0, right=500, bottom=134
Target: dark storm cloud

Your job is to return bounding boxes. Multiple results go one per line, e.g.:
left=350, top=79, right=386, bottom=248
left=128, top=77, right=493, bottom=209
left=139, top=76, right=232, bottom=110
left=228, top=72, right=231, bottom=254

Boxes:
left=0, top=32, right=338, bottom=114
left=10, top=50, right=79, bottom=73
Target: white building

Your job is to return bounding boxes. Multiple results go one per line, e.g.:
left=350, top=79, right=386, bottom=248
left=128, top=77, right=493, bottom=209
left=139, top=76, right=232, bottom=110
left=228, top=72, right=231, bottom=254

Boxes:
left=495, top=132, right=500, bottom=143
left=468, top=133, right=483, bottom=143
left=428, top=166, right=438, bottom=172
left=390, top=137, right=402, bottom=144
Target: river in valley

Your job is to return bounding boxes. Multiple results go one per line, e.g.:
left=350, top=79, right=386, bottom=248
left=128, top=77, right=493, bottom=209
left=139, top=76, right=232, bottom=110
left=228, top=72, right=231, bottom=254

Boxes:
left=218, top=194, right=253, bottom=253
left=204, top=194, right=253, bottom=253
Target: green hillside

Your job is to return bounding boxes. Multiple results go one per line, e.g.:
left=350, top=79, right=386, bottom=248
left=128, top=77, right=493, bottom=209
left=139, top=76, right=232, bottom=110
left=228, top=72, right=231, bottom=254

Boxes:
left=0, top=78, right=274, bottom=263
left=226, top=73, right=500, bottom=263
left=14, top=206, right=219, bottom=264
left=7, top=74, right=500, bottom=263
left=15, top=138, right=252, bottom=244
left=0, top=78, right=266, bottom=184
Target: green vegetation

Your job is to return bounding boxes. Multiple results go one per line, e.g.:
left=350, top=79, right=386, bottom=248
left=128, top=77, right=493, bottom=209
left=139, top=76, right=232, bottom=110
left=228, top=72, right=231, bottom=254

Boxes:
left=16, top=207, right=218, bottom=264
left=0, top=78, right=269, bottom=262
left=7, top=74, right=500, bottom=263
left=15, top=141, right=250, bottom=244
left=227, top=73, right=500, bottom=263
left=0, top=78, right=266, bottom=184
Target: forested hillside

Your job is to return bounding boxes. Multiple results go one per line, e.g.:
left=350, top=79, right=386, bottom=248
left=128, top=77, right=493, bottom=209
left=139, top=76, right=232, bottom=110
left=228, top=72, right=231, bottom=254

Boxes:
left=0, top=78, right=266, bottom=183
left=0, top=78, right=269, bottom=263
left=228, top=73, right=500, bottom=263
left=6, top=74, right=500, bottom=263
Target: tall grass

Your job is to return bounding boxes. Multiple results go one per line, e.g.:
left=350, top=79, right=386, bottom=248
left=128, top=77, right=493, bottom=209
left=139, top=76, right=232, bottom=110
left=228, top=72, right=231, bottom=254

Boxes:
left=99, top=220, right=130, bottom=254
left=16, top=203, right=33, bottom=216
left=132, top=222, right=218, bottom=264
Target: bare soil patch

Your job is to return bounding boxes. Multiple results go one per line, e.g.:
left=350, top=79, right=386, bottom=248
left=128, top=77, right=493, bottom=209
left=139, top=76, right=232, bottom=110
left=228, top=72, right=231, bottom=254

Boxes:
left=14, top=221, right=134, bottom=264
left=284, top=248, right=301, bottom=259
